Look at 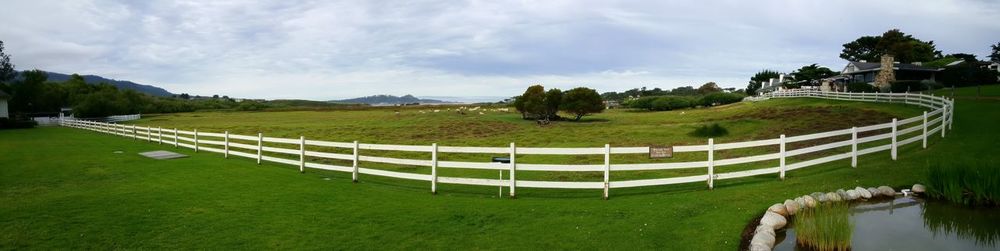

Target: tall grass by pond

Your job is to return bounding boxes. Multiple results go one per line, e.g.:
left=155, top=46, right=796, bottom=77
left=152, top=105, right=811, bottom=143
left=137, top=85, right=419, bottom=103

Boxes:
left=795, top=202, right=852, bottom=251
left=926, top=160, right=999, bottom=206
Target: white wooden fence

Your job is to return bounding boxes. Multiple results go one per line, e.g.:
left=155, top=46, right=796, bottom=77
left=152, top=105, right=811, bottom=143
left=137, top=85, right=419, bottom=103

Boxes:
left=60, top=90, right=954, bottom=199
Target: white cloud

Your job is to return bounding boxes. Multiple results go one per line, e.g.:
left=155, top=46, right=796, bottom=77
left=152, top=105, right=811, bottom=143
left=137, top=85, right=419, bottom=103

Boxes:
left=1, top=0, right=998, bottom=99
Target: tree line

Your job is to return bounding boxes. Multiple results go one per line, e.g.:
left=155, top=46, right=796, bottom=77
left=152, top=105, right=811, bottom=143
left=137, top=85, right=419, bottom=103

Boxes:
left=513, top=85, right=604, bottom=121
left=746, top=29, right=1000, bottom=95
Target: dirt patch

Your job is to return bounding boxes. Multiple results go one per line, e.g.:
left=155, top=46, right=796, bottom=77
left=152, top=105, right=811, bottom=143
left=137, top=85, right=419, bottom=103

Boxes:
left=739, top=212, right=764, bottom=251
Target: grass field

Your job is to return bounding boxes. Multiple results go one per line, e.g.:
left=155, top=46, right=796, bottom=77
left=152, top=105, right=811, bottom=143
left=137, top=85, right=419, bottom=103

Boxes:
left=2, top=86, right=998, bottom=249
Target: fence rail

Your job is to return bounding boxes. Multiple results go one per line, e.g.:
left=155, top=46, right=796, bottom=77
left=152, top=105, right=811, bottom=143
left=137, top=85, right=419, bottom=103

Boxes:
left=61, top=90, right=955, bottom=199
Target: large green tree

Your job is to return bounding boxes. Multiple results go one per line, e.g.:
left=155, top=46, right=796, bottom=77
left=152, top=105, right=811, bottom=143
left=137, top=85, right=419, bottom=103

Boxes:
left=840, top=29, right=942, bottom=63
left=543, top=88, right=562, bottom=120
left=514, top=85, right=546, bottom=119
left=0, top=41, right=14, bottom=84
left=990, top=42, right=1000, bottom=63
left=791, top=64, right=837, bottom=85
left=560, top=87, right=604, bottom=121
left=696, top=82, right=722, bottom=94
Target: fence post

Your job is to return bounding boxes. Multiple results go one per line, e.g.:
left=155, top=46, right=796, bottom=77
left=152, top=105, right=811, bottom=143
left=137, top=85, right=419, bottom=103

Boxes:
left=941, top=104, right=947, bottom=138
left=257, top=133, right=263, bottom=164
left=779, top=134, right=786, bottom=180
left=146, top=127, right=151, bottom=142
left=157, top=127, right=163, bottom=144
left=352, top=141, right=359, bottom=182
left=224, top=131, right=230, bottom=159
left=299, top=136, right=305, bottom=173
left=132, top=125, right=137, bottom=140
left=891, top=118, right=898, bottom=160
left=509, top=142, right=516, bottom=198
left=173, top=128, right=178, bottom=148
left=922, top=111, right=928, bottom=149
left=194, top=129, right=199, bottom=152
left=948, top=99, right=955, bottom=130
left=431, top=143, right=438, bottom=194
left=707, top=138, right=715, bottom=190
left=851, top=127, right=858, bottom=168
left=603, top=144, right=611, bottom=200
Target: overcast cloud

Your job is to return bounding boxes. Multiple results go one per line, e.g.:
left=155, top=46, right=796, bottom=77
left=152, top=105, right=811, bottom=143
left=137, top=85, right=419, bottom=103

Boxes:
left=1, top=0, right=998, bottom=100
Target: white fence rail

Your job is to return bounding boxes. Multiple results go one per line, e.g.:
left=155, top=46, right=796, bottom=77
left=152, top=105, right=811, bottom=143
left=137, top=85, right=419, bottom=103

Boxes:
left=61, top=90, right=955, bottom=199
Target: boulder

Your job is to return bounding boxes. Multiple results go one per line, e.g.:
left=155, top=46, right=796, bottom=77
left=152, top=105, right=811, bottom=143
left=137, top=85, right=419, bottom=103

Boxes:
left=794, top=197, right=808, bottom=209
left=836, top=189, right=849, bottom=200
left=912, top=184, right=926, bottom=193
left=784, top=199, right=800, bottom=216
left=826, top=192, right=842, bottom=202
left=868, top=187, right=881, bottom=197
left=877, top=186, right=896, bottom=197
left=760, top=211, right=787, bottom=230
left=750, top=225, right=775, bottom=248
left=768, top=203, right=788, bottom=216
left=845, top=189, right=860, bottom=200
left=856, top=187, right=872, bottom=199
left=802, top=195, right=818, bottom=208
left=749, top=242, right=771, bottom=251
left=812, top=192, right=828, bottom=202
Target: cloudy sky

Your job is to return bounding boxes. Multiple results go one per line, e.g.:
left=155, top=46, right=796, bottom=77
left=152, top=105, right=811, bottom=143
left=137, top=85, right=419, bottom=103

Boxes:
left=1, top=0, right=998, bottom=100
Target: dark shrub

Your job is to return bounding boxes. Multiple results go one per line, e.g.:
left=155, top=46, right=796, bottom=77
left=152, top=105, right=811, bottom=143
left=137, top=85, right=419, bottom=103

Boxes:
left=698, top=92, right=745, bottom=107
left=689, top=123, right=728, bottom=137
left=0, top=118, right=38, bottom=129
left=890, top=80, right=927, bottom=93
left=650, top=96, right=695, bottom=111
left=847, top=82, right=876, bottom=92
left=627, top=96, right=658, bottom=110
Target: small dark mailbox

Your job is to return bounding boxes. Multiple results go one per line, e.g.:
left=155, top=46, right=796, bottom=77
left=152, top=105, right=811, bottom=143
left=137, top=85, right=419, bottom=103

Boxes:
left=492, top=157, right=511, bottom=163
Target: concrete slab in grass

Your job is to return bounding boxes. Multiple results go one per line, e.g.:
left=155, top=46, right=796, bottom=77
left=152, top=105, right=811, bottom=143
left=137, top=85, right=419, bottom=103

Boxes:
left=139, top=150, right=188, bottom=160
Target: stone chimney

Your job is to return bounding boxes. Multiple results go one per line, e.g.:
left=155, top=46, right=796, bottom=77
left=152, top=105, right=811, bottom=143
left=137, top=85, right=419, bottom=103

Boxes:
left=874, top=54, right=896, bottom=91
left=779, top=74, right=785, bottom=83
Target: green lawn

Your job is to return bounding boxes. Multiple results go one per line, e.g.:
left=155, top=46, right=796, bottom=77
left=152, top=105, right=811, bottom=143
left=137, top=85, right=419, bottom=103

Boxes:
left=2, top=86, right=998, bottom=249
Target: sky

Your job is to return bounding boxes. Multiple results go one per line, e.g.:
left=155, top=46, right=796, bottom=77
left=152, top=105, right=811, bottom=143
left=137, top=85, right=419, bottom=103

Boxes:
left=1, top=0, right=999, bottom=100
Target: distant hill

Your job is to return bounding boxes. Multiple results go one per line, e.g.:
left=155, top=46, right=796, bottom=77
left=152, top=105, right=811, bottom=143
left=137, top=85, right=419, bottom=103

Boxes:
left=331, top=94, right=450, bottom=105
left=17, top=71, right=174, bottom=97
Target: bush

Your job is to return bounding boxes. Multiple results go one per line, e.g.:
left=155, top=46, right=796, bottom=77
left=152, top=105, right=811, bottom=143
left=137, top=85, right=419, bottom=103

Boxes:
left=846, top=82, right=875, bottom=93
left=688, top=123, right=728, bottom=137
left=0, top=118, right=38, bottom=129
left=926, top=161, right=999, bottom=206
left=698, top=92, right=744, bottom=107
left=650, top=96, right=696, bottom=111
left=627, top=96, right=658, bottom=110
left=890, top=80, right=927, bottom=93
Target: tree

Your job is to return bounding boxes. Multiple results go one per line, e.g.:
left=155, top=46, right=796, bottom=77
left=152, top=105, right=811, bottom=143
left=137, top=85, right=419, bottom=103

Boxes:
left=560, top=87, right=604, bottom=121
left=696, top=82, right=722, bottom=94
left=669, top=86, right=698, bottom=96
left=990, top=42, right=1000, bottom=63
left=840, top=29, right=941, bottom=63
left=514, top=85, right=546, bottom=119
left=840, top=36, right=881, bottom=62
left=0, top=41, right=14, bottom=84
left=746, top=70, right=781, bottom=95
left=10, top=69, right=48, bottom=113
left=947, top=53, right=978, bottom=62
left=543, top=88, right=562, bottom=120
left=791, top=64, right=837, bottom=85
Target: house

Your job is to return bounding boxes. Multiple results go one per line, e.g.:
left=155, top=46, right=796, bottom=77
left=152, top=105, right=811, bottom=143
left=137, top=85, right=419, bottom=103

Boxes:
left=757, top=74, right=790, bottom=94
left=0, top=90, right=10, bottom=118
left=840, top=54, right=941, bottom=90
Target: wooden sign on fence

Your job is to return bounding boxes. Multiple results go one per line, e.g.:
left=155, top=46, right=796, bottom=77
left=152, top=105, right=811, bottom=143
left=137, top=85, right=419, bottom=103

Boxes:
left=649, top=146, right=673, bottom=158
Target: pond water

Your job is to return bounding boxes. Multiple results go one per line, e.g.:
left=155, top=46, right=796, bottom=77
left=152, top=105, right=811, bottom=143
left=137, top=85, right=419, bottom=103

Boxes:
left=774, top=196, right=1000, bottom=251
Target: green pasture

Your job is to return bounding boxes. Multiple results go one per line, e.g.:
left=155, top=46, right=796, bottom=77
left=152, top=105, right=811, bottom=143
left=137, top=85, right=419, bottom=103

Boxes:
left=2, top=86, right=998, bottom=249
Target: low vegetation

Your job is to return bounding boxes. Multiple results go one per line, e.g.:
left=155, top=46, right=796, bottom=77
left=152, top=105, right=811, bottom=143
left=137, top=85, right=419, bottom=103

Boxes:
left=625, top=92, right=745, bottom=111
left=925, top=160, right=1000, bottom=207
left=794, top=202, right=853, bottom=251
left=689, top=123, right=729, bottom=138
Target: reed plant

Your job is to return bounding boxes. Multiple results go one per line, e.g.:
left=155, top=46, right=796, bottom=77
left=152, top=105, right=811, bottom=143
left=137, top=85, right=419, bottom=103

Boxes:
left=795, top=202, right=852, bottom=251
left=926, top=160, right=999, bottom=206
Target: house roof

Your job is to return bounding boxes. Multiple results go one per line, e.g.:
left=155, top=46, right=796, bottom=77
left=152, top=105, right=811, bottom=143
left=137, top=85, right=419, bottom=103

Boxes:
left=0, top=89, right=10, bottom=99
left=845, top=61, right=940, bottom=73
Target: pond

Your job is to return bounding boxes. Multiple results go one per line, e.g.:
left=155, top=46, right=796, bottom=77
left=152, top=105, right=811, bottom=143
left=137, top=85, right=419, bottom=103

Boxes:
left=774, top=196, right=1000, bottom=251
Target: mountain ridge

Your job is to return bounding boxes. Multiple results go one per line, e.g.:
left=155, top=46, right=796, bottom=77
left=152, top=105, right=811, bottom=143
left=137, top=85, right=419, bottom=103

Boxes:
left=17, top=70, right=174, bottom=97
